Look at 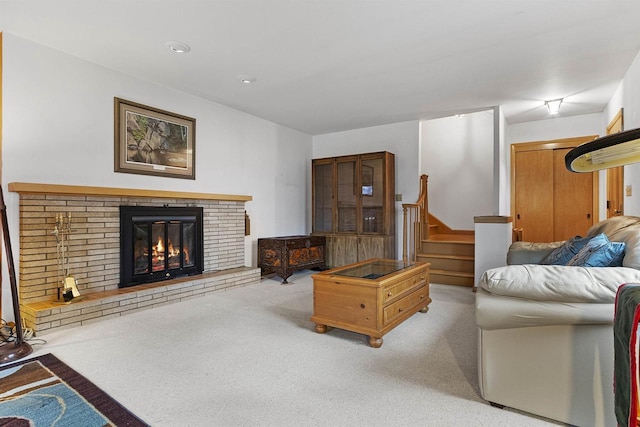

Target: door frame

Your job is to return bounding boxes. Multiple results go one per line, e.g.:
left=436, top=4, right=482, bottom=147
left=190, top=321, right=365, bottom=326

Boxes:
left=606, top=108, right=624, bottom=218
left=510, top=135, right=600, bottom=229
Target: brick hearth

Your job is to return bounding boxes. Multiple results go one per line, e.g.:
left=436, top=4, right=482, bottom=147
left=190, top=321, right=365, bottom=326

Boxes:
left=9, top=183, right=259, bottom=333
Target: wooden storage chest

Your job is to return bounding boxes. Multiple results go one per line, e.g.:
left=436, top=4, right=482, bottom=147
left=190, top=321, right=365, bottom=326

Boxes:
left=258, top=235, right=326, bottom=283
left=311, top=258, right=430, bottom=348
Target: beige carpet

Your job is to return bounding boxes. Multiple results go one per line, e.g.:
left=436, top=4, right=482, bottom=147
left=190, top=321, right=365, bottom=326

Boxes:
left=29, top=271, right=562, bottom=426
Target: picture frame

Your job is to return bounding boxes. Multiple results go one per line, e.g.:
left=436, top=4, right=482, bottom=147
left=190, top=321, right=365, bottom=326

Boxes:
left=114, top=97, right=196, bottom=179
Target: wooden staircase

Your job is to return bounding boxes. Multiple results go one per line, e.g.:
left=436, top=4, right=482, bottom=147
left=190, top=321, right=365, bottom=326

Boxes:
left=417, top=220, right=475, bottom=286
left=402, top=176, right=475, bottom=287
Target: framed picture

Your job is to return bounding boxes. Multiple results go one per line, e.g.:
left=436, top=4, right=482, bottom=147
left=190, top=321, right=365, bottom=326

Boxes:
left=114, top=98, right=196, bottom=179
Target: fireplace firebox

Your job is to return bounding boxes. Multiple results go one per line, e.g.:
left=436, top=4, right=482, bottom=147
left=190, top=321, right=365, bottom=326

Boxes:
left=120, top=206, right=204, bottom=288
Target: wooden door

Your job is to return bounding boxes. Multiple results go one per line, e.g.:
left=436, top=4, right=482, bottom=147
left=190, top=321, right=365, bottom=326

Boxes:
left=312, top=159, right=335, bottom=233
left=514, top=150, right=554, bottom=242
left=607, top=167, right=624, bottom=217
left=512, top=136, right=599, bottom=243
left=553, top=148, right=593, bottom=241
left=606, top=109, right=624, bottom=218
left=336, top=157, right=358, bottom=233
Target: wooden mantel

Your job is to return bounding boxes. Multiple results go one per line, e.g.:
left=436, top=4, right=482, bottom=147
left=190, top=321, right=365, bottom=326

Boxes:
left=8, top=182, right=252, bottom=202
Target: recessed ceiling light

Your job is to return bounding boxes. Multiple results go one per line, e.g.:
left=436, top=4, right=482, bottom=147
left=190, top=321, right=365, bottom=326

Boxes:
left=165, top=41, right=191, bottom=53
left=238, top=75, right=256, bottom=84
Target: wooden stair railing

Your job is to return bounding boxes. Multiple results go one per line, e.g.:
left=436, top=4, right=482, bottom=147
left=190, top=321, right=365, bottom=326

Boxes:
left=402, top=174, right=429, bottom=262
left=403, top=174, right=475, bottom=286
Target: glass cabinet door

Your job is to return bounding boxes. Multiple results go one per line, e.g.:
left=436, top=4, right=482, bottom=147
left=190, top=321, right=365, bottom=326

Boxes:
left=313, top=161, right=334, bottom=232
left=337, top=158, right=357, bottom=233
left=360, top=156, right=384, bottom=234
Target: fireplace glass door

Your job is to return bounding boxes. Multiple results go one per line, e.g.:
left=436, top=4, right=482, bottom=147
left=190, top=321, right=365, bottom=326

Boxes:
left=133, top=220, right=196, bottom=275
left=121, top=206, right=204, bottom=288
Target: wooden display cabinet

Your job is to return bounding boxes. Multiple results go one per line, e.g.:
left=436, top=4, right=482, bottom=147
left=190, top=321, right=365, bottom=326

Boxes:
left=312, top=151, right=395, bottom=267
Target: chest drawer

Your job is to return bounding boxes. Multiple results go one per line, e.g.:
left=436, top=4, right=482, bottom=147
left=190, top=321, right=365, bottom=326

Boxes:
left=312, top=280, right=377, bottom=329
left=383, top=270, right=428, bottom=304
left=383, top=283, right=429, bottom=326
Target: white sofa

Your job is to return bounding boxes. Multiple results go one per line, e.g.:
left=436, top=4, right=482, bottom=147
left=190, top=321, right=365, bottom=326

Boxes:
left=476, top=216, right=640, bottom=427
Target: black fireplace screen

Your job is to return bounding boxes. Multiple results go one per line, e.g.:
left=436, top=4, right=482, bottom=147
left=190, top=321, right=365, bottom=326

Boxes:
left=120, top=206, right=204, bottom=288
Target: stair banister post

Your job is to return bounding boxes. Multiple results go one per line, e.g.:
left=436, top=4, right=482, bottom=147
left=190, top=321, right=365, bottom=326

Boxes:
left=420, top=175, right=429, bottom=241
left=402, top=205, right=408, bottom=263
left=401, top=174, right=429, bottom=265
left=413, top=208, right=422, bottom=261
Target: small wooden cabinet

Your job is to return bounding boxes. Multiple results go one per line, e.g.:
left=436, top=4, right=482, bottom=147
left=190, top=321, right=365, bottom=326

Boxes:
left=258, top=235, right=326, bottom=283
left=312, top=151, right=395, bottom=267
left=311, top=259, right=430, bottom=348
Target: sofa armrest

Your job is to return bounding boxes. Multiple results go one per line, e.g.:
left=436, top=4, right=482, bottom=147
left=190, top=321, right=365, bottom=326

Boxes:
left=506, top=241, right=564, bottom=265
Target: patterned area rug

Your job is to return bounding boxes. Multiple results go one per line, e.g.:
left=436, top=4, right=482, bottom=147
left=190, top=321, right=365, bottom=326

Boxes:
left=0, top=353, right=148, bottom=426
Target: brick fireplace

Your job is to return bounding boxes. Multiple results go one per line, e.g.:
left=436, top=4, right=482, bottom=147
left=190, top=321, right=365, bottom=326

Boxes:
left=9, top=183, right=260, bottom=333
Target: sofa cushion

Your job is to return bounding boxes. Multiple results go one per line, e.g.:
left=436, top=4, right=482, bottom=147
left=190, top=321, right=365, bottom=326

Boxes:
left=587, top=216, right=640, bottom=269
left=587, top=215, right=640, bottom=237
left=566, top=236, right=626, bottom=267
left=475, top=289, right=614, bottom=330
left=620, top=232, right=640, bottom=269
left=479, top=264, right=640, bottom=303
left=507, top=241, right=564, bottom=265
left=540, top=235, right=593, bottom=265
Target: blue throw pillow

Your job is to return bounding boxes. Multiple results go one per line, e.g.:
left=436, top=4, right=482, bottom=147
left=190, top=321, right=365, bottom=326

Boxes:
left=540, top=235, right=593, bottom=265
left=608, top=242, right=626, bottom=267
left=566, top=234, right=626, bottom=267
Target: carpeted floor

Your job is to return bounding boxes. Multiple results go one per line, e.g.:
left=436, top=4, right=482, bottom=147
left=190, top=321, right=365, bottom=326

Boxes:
left=27, top=271, right=563, bottom=426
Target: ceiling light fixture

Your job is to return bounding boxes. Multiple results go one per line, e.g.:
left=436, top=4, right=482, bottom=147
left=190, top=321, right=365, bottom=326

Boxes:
left=545, top=98, right=563, bottom=115
left=165, top=41, right=191, bottom=54
left=238, top=75, right=256, bottom=84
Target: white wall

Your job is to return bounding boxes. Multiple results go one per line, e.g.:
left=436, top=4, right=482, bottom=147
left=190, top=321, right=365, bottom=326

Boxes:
left=312, top=121, right=420, bottom=259
left=506, top=113, right=603, bottom=144
left=420, top=110, right=494, bottom=229
left=2, top=34, right=312, bottom=313
left=495, top=107, right=509, bottom=215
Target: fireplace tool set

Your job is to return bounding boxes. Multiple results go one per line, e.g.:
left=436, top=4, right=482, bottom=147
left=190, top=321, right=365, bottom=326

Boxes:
left=52, top=212, right=80, bottom=302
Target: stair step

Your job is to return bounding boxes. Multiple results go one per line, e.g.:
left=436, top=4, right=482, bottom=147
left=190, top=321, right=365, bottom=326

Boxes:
left=420, top=254, right=474, bottom=261
left=430, top=269, right=474, bottom=278
left=425, top=234, right=474, bottom=243
left=417, top=253, right=474, bottom=273
left=416, top=232, right=476, bottom=287
left=429, top=269, right=475, bottom=287
left=421, top=240, right=474, bottom=257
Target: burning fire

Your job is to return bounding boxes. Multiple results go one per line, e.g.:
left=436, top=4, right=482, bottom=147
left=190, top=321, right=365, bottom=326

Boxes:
left=154, top=237, right=164, bottom=254
left=151, top=237, right=183, bottom=270
left=153, top=237, right=181, bottom=258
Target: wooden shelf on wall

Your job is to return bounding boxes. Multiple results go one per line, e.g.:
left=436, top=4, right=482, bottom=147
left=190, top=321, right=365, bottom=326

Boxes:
left=8, top=182, right=252, bottom=202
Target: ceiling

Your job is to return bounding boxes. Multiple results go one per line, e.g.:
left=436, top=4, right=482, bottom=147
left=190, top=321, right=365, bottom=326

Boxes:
left=2, top=1, right=640, bottom=135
